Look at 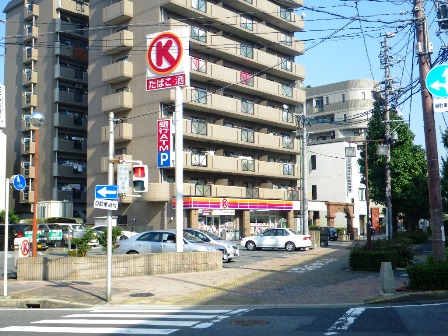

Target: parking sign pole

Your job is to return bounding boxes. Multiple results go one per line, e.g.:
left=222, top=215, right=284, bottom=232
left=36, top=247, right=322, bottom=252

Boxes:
left=106, top=112, right=114, bottom=302
left=175, top=86, right=184, bottom=253
left=3, top=177, right=9, bottom=297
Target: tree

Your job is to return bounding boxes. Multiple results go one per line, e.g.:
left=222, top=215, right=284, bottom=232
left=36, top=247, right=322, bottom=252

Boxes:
left=0, top=210, right=20, bottom=224
left=440, top=129, right=448, bottom=214
left=359, top=102, right=429, bottom=237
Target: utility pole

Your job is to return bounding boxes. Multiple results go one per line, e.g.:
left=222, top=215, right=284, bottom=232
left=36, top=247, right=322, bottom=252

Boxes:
left=380, top=33, right=395, bottom=238
left=414, top=0, right=446, bottom=262
left=300, top=115, right=309, bottom=235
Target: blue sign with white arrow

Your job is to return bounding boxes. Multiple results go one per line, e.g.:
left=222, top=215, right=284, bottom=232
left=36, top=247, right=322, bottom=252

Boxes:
left=12, top=175, right=26, bottom=191
left=426, top=64, right=448, bottom=98
left=95, top=185, right=119, bottom=200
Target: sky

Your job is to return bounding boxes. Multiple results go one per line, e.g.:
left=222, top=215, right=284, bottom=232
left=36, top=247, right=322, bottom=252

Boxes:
left=0, top=1, right=446, bottom=157
left=301, top=0, right=448, bottom=158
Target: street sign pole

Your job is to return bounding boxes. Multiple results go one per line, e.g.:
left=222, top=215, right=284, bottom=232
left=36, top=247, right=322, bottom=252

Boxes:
left=175, top=86, right=184, bottom=253
left=106, top=112, right=114, bottom=303
left=3, top=177, right=9, bottom=297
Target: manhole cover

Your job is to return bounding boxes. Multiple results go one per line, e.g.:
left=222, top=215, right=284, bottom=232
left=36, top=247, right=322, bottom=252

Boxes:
left=232, top=320, right=269, bottom=327
left=129, top=292, right=155, bottom=298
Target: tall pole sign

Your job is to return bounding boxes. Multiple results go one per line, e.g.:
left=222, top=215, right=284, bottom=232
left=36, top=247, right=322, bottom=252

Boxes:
left=147, top=28, right=189, bottom=253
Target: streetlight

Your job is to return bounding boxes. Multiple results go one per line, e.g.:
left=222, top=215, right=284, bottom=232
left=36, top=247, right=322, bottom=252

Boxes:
left=29, top=111, right=44, bottom=257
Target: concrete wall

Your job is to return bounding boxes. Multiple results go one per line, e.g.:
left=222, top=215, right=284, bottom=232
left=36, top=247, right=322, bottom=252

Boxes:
left=17, top=252, right=222, bottom=281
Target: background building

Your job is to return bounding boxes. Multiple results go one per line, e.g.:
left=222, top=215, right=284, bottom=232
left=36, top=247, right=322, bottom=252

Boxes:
left=304, top=79, right=382, bottom=235
left=87, top=0, right=306, bottom=235
left=3, top=0, right=89, bottom=220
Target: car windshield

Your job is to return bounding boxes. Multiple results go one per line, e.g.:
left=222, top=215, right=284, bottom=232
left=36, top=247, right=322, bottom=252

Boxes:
left=47, top=224, right=62, bottom=230
left=183, top=231, right=204, bottom=243
left=201, top=230, right=222, bottom=240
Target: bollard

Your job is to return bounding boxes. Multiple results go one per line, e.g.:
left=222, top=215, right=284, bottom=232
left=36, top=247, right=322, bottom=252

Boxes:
left=380, top=261, right=395, bottom=294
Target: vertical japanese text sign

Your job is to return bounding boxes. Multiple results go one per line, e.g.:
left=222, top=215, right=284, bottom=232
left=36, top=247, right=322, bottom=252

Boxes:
left=146, top=28, right=190, bottom=91
left=157, top=119, right=174, bottom=168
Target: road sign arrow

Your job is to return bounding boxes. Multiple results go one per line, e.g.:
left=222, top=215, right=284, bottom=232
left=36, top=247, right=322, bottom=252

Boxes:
left=97, top=187, right=115, bottom=198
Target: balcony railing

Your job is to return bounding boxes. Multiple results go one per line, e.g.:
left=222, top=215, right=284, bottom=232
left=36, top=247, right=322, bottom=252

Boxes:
left=191, top=120, right=207, bottom=135
left=246, top=188, right=259, bottom=198
left=283, top=163, right=294, bottom=176
left=192, top=153, right=207, bottom=167
left=195, top=184, right=211, bottom=196
left=241, top=159, right=255, bottom=172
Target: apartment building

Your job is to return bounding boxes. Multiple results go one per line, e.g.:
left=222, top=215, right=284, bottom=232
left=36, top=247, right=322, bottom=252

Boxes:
left=88, top=0, right=305, bottom=235
left=3, top=0, right=89, bottom=219
left=304, top=79, right=382, bottom=235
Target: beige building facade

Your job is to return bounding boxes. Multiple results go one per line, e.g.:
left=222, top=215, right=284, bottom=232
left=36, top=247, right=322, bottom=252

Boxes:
left=4, top=0, right=305, bottom=235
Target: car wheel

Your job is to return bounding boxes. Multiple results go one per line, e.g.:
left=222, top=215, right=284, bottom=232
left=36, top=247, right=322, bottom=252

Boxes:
left=245, top=241, right=256, bottom=251
left=126, top=251, right=139, bottom=254
left=285, top=241, right=296, bottom=252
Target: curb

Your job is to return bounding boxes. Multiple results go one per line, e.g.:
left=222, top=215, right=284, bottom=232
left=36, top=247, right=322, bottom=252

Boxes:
left=0, top=297, right=96, bottom=308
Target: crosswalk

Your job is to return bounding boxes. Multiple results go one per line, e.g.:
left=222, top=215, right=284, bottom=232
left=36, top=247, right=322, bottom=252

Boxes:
left=0, top=308, right=250, bottom=334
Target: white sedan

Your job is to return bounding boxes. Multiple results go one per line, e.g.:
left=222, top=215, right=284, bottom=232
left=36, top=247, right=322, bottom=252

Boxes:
left=241, top=228, right=311, bottom=252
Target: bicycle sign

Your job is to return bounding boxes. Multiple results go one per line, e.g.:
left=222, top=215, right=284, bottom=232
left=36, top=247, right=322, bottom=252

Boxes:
left=12, top=174, right=26, bottom=191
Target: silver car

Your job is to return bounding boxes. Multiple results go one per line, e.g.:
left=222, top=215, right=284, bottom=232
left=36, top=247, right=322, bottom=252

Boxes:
left=184, top=228, right=239, bottom=262
left=114, top=229, right=224, bottom=255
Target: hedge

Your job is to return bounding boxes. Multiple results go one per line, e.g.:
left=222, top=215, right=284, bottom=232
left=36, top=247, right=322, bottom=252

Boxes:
left=407, top=262, right=448, bottom=290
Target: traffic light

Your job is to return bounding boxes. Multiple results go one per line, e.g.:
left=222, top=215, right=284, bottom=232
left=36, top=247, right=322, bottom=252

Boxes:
left=132, top=165, right=148, bottom=193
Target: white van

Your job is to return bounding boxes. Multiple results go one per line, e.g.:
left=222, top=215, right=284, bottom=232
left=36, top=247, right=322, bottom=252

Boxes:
left=57, top=223, right=99, bottom=247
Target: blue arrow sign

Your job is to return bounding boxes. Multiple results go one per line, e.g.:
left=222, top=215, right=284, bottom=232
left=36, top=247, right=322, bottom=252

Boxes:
left=95, top=185, right=119, bottom=200
left=12, top=175, right=26, bottom=191
left=426, top=64, right=448, bottom=97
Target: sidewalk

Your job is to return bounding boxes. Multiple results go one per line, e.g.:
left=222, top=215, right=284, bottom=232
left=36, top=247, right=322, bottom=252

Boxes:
left=0, top=241, right=441, bottom=308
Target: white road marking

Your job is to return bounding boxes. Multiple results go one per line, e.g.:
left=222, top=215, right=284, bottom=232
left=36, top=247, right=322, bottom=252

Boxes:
left=287, top=258, right=337, bottom=273
left=88, top=309, right=232, bottom=314
left=32, top=319, right=197, bottom=327
left=63, top=313, right=219, bottom=319
left=325, top=307, right=365, bottom=335
left=0, top=326, right=176, bottom=334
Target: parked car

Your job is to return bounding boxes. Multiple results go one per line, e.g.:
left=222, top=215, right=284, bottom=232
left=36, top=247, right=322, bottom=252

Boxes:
left=91, top=225, right=138, bottom=241
left=57, top=223, right=98, bottom=247
left=114, top=230, right=224, bottom=256
left=313, top=226, right=339, bottom=245
left=24, top=224, right=48, bottom=251
left=38, top=223, right=63, bottom=247
left=0, top=224, right=29, bottom=251
left=184, top=228, right=239, bottom=262
left=240, top=228, right=311, bottom=252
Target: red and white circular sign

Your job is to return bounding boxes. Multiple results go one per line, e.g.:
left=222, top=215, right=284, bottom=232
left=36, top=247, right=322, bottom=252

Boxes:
left=221, top=198, right=229, bottom=209
left=20, top=240, right=30, bottom=257
left=147, top=32, right=183, bottom=75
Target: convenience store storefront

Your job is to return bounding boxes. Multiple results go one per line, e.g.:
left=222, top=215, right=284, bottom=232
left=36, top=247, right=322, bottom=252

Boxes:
left=176, top=197, right=297, bottom=236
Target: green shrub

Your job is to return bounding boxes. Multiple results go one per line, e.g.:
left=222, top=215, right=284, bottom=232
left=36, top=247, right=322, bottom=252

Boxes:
left=70, top=229, right=96, bottom=257
left=407, top=262, right=448, bottom=290
left=97, top=226, right=123, bottom=253
left=336, top=228, right=345, bottom=236
left=426, top=248, right=448, bottom=264
left=349, top=237, right=415, bottom=271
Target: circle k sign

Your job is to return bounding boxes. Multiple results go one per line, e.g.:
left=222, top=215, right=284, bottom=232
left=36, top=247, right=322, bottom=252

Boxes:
left=147, top=28, right=189, bottom=76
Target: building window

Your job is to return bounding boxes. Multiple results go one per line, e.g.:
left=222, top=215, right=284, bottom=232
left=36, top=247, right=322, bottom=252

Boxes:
left=191, top=57, right=206, bottom=73
left=280, top=33, right=292, bottom=46
left=240, top=71, right=254, bottom=86
left=192, top=0, right=206, bottom=12
left=325, top=96, right=329, bottom=105
left=241, top=127, right=254, bottom=143
left=240, top=16, right=253, bottom=31
left=241, top=158, right=255, bottom=171
left=191, top=26, right=206, bottom=43
left=283, top=163, right=294, bottom=176
left=281, top=135, right=293, bottom=149
left=191, top=87, right=207, bottom=104
left=191, top=117, right=207, bottom=135
left=240, top=44, right=253, bottom=58
left=280, top=7, right=292, bottom=21
left=359, top=188, right=366, bottom=201
left=282, top=84, right=293, bottom=97
left=281, top=57, right=292, bottom=71
left=312, top=185, right=317, bottom=200
left=362, top=92, right=366, bottom=100
left=342, top=93, right=346, bottom=102
left=282, top=106, right=293, bottom=123
left=310, top=155, right=317, bottom=170
left=241, top=98, right=254, bottom=114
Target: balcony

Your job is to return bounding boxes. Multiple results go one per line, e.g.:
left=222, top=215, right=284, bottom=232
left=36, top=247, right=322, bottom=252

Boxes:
left=55, top=65, right=88, bottom=84
left=102, top=61, right=133, bottom=84
left=23, top=47, right=38, bottom=64
left=54, top=112, right=87, bottom=130
left=102, top=91, right=133, bottom=113
left=163, top=1, right=302, bottom=56
left=53, top=137, right=87, bottom=154
left=23, top=26, right=38, bottom=43
left=160, top=88, right=296, bottom=129
left=101, top=154, right=133, bottom=172
left=103, top=0, right=133, bottom=25
left=101, top=122, right=133, bottom=142
left=20, top=190, right=34, bottom=203
left=22, top=141, right=35, bottom=155
left=184, top=119, right=299, bottom=153
left=57, top=0, right=89, bottom=17
left=21, top=118, right=37, bottom=131
left=103, top=30, right=133, bottom=55
left=54, top=42, right=88, bottom=62
left=181, top=152, right=299, bottom=179
left=24, top=3, right=39, bottom=21
left=53, top=188, right=87, bottom=203
left=54, top=89, right=88, bottom=107
left=224, top=0, right=303, bottom=31
left=22, top=94, right=37, bottom=109
left=22, top=70, right=38, bottom=86
left=20, top=166, right=35, bottom=178
left=190, top=58, right=303, bottom=104
left=186, top=26, right=304, bottom=81
left=55, top=18, right=88, bottom=39
left=53, top=162, right=87, bottom=178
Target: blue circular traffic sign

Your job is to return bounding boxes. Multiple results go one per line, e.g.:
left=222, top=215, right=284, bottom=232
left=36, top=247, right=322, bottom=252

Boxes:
left=426, top=64, right=448, bottom=97
left=12, top=175, right=26, bottom=191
